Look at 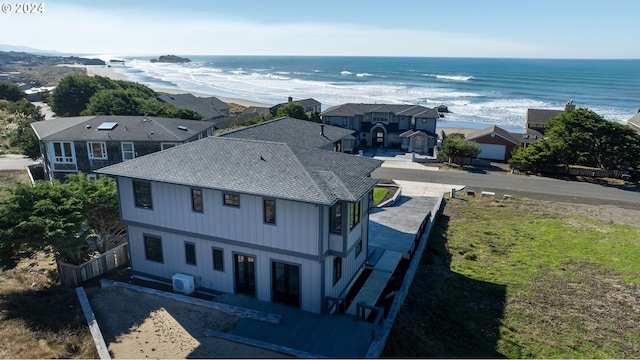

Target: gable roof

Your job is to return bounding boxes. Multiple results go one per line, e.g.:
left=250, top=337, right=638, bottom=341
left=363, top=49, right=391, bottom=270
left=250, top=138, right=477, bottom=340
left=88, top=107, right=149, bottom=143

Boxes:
left=31, top=115, right=215, bottom=142
left=97, top=137, right=382, bottom=205
left=321, top=103, right=440, bottom=118
left=157, top=93, right=230, bottom=119
left=526, top=109, right=563, bottom=126
left=219, top=117, right=355, bottom=150
left=627, top=111, right=640, bottom=134
left=467, top=125, right=521, bottom=145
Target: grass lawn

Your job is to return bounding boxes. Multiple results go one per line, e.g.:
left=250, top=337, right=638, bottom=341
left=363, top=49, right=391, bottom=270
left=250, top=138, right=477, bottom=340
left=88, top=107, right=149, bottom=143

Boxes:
left=373, top=187, right=389, bottom=205
left=383, top=195, right=640, bottom=359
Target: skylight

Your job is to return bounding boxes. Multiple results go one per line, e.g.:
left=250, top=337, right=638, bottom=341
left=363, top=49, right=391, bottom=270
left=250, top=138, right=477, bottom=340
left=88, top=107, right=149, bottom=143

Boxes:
left=97, top=122, right=118, bottom=130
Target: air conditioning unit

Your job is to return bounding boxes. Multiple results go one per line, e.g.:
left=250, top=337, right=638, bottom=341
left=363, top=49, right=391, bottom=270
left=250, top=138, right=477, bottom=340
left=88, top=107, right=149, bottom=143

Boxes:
left=172, top=273, right=195, bottom=295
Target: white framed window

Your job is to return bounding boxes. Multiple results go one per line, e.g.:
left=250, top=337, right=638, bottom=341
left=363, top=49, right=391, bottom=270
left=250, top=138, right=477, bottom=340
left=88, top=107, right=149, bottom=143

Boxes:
left=121, top=142, right=135, bottom=161
left=52, top=141, right=74, bottom=163
left=87, top=174, right=97, bottom=181
left=161, top=143, right=178, bottom=150
left=87, top=142, right=107, bottom=160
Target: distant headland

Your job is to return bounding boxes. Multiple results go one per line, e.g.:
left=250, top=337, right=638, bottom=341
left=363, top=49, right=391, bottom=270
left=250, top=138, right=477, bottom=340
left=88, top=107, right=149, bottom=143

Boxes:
left=150, top=55, right=191, bottom=63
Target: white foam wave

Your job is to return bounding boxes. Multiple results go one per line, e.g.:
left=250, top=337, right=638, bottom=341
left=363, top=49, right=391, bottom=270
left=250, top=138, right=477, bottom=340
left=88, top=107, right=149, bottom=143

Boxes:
left=340, top=71, right=352, bottom=75
left=356, top=73, right=374, bottom=77
left=424, top=74, right=474, bottom=81
left=121, top=59, right=635, bottom=128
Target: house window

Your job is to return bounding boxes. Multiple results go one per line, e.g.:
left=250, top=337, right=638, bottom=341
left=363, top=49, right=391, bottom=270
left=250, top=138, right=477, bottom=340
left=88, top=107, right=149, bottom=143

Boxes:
left=161, top=143, right=177, bottom=150
left=212, top=248, right=224, bottom=271
left=349, top=201, right=361, bottom=230
left=87, top=174, right=97, bottom=181
left=342, top=117, right=348, bottom=126
left=411, top=117, right=416, bottom=127
left=52, top=141, right=74, bottom=163
left=144, top=235, right=163, bottom=263
left=121, top=142, right=135, bottom=161
left=333, top=257, right=342, bottom=285
left=87, top=142, right=107, bottom=160
left=330, top=202, right=342, bottom=234
left=263, top=199, right=276, bottom=224
left=133, top=180, right=152, bottom=209
left=191, top=188, right=203, bottom=212
left=355, top=239, right=363, bottom=257
left=422, top=118, right=427, bottom=123
left=185, top=242, right=196, bottom=265
left=223, top=193, right=239, bottom=207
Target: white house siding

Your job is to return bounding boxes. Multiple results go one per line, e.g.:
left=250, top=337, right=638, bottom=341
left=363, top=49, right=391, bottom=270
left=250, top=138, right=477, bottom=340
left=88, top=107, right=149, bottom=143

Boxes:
left=126, top=225, right=324, bottom=313
left=324, top=242, right=367, bottom=302
left=117, top=178, right=320, bottom=257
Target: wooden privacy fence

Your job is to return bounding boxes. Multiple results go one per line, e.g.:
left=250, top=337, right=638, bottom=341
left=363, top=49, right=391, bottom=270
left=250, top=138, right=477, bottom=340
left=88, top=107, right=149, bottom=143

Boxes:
left=58, top=243, right=129, bottom=287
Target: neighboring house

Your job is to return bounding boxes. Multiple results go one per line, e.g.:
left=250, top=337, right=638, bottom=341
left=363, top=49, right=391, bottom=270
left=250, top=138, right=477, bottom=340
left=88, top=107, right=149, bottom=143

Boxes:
left=466, top=125, right=521, bottom=162
left=627, top=110, right=640, bottom=135
left=157, top=93, right=231, bottom=120
left=31, top=115, right=216, bottom=181
left=220, top=116, right=357, bottom=153
left=321, top=103, right=440, bottom=155
left=526, top=100, right=574, bottom=136
left=97, top=136, right=383, bottom=314
left=270, top=97, right=322, bottom=116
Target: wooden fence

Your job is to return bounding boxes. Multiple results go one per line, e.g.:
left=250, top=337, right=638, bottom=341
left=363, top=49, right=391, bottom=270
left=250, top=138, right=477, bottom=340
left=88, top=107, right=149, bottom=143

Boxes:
left=58, top=243, right=129, bottom=287
left=514, top=164, right=626, bottom=179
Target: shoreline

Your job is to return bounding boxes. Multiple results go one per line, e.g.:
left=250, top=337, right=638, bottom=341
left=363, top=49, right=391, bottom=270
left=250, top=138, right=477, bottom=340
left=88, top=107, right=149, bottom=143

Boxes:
left=60, top=64, right=273, bottom=108
left=59, top=64, right=525, bottom=133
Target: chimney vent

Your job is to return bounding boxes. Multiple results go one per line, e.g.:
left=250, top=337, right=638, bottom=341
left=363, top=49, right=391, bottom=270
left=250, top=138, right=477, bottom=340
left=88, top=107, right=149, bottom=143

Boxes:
left=288, top=96, right=293, bottom=103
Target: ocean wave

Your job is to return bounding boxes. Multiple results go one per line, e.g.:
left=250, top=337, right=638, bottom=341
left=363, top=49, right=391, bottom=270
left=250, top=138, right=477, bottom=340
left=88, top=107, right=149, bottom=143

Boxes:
left=340, top=71, right=352, bottom=75
left=356, top=73, right=374, bottom=77
left=423, top=74, right=474, bottom=81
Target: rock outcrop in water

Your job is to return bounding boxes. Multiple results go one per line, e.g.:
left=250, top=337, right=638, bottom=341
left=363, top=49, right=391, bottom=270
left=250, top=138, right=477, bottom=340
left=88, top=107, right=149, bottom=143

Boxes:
left=150, top=55, right=191, bottom=63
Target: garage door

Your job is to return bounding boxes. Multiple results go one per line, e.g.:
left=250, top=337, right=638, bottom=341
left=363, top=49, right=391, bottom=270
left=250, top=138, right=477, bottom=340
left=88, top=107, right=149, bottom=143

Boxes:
left=478, top=144, right=506, bottom=161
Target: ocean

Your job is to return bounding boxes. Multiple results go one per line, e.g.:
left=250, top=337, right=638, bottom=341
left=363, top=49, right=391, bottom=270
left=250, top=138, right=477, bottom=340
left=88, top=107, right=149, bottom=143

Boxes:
left=109, top=56, right=640, bottom=132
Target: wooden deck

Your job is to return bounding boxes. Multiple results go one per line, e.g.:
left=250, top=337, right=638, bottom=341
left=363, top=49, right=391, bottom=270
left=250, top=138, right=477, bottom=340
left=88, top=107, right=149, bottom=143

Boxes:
left=214, top=294, right=376, bottom=358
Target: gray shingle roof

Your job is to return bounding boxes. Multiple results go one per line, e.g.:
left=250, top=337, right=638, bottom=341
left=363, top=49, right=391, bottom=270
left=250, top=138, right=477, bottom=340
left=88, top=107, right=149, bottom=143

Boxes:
left=526, top=109, right=563, bottom=125
left=321, top=103, right=439, bottom=118
left=627, top=111, right=640, bottom=134
left=97, top=137, right=382, bottom=205
left=157, top=93, right=230, bottom=119
left=31, top=115, right=216, bottom=142
left=220, top=117, right=355, bottom=150
left=467, top=125, right=520, bottom=145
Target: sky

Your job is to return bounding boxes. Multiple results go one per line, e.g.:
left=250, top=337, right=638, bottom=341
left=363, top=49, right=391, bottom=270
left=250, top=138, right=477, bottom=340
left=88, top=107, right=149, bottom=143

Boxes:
left=1, top=0, right=639, bottom=59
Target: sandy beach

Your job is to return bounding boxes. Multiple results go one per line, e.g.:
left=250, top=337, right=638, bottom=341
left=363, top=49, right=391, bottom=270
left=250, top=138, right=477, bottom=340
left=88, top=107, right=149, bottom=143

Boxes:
left=87, top=286, right=288, bottom=359
left=61, top=64, right=272, bottom=108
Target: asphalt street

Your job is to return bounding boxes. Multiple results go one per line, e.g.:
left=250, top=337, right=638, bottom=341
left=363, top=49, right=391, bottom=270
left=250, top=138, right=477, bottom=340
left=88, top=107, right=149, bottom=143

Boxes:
left=372, top=166, right=640, bottom=209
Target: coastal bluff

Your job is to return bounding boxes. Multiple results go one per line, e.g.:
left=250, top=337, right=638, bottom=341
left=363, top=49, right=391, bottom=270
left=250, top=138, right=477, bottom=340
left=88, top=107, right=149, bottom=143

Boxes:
left=150, top=55, right=191, bottom=63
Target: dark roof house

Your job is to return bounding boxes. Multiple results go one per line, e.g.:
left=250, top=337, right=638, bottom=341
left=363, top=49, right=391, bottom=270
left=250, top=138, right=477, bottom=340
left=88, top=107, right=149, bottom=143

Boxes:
left=270, top=97, right=322, bottom=116
left=31, top=115, right=216, bottom=181
left=220, top=116, right=356, bottom=152
left=157, top=93, right=231, bottom=121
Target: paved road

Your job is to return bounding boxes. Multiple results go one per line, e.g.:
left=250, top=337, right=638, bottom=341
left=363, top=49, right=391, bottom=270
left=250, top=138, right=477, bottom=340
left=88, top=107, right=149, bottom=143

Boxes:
left=373, top=166, right=640, bottom=208
left=0, top=154, right=39, bottom=170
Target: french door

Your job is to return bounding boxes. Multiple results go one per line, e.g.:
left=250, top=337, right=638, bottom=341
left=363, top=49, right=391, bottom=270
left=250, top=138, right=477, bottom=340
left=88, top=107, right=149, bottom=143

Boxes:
left=272, top=261, right=300, bottom=308
left=234, top=254, right=255, bottom=297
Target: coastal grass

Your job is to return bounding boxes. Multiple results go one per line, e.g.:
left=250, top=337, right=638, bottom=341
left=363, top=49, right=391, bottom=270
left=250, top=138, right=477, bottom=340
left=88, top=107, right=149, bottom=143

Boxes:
left=0, top=170, right=97, bottom=358
left=373, top=187, right=389, bottom=205
left=383, top=195, right=640, bottom=359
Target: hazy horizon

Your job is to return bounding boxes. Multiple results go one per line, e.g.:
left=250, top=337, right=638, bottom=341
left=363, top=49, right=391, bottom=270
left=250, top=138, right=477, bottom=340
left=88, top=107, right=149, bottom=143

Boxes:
left=1, top=1, right=639, bottom=60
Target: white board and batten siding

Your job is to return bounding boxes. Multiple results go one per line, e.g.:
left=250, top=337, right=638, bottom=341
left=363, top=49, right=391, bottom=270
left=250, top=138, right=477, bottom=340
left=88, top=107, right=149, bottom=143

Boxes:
left=127, top=224, right=325, bottom=313
left=118, top=178, right=320, bottom=256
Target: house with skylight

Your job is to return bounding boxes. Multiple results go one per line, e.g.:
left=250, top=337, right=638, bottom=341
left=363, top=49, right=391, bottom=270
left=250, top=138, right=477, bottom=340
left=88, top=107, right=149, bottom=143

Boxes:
left=31, top=115, right=216, bottom=181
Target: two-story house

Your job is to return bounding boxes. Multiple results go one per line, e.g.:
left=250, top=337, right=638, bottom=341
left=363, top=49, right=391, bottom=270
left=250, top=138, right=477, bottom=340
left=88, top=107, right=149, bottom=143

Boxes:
left=31, top=115, right=216, bottom=181
left=97, top=137, right=382, bottom=314
left=220, top=116, right=356, bottom=153
left=320, top=103, right=440, bottom=155
left=270, top=97, right=322, bottom=116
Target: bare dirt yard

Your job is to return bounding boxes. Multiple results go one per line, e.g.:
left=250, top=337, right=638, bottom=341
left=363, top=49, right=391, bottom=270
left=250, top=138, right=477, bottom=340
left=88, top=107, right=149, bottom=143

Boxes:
left=86, top=286, right=288, bottom=359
